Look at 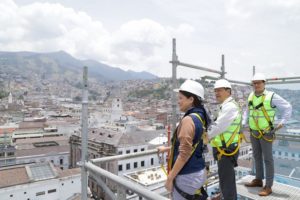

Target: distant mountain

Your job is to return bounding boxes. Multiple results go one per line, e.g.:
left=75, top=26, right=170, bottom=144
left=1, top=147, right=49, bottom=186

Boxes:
left=0, top=51, right=158, bottom=81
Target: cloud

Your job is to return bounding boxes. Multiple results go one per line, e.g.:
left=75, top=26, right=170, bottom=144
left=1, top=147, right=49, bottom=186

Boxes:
left=1, top=0, right=300, bottom=81
left=0, top=0, right=195, bottom=76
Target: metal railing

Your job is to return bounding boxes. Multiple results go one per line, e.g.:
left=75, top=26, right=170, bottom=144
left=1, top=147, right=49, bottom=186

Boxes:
left=81, top=149, right=169, bottom=200
left=79, top=67, right=169, bottom=200
left=80, top=39, right=300, bottom=200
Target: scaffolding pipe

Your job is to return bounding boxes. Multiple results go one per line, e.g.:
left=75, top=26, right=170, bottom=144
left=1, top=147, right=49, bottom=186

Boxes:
left=221, top=54, right=225, bottom=78
left=267, top=80, right=300, bottom=85
left=89, top=172, right=116, bottom=200
left=84, top=162, right=169, bottom=200
left=228, top=79, right=251, bottom=86
left=267, top=76, right=300, bottom=80
left=92, top=149, right=158, bottom=164
left=171, top=38, right=178, bottom=133
left=176, top=61, right=223, bottom=75
left=81, top=66, right=89, bottom=200
left=201, top=75, right=251, bottom=86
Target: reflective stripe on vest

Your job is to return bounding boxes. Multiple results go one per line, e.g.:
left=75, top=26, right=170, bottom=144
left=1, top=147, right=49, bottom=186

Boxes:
left=248, top=91, right=276, bottom=131
left=210, top=100, right=242, bottom=147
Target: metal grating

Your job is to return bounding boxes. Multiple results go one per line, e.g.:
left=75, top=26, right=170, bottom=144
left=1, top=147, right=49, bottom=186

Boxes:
left=237, top=175, right=300, bottom=200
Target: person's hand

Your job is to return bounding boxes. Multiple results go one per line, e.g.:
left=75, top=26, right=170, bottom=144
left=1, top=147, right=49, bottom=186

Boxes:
left=157, top=146, right=167, bottom=153
left=276, top=123, right=284, bottom=131
left=165, top=176, right=174, bottom=192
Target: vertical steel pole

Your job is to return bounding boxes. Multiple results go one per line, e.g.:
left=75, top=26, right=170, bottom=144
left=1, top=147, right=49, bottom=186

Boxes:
left=221, top=54, right=225, bottom=78
left=251, top=65, right=256, bottom=175
left=167, top=125, right=171, bottom=173
left=81, top=66, right=88, bottom=200
left=171, top=38, right=178, bottom=133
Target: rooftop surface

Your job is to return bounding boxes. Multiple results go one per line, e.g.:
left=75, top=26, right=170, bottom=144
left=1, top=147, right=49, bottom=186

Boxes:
left=237, top=175, right=300, bottom=200
left=0, top=162, right=80, bottom=188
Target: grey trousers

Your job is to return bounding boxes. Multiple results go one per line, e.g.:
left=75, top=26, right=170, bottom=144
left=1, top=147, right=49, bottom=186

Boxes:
left=250, top=130, right=274, bottom=187
left=217, top=152, right=239, bottom=200
left=172, top=169, right=207, bottom=200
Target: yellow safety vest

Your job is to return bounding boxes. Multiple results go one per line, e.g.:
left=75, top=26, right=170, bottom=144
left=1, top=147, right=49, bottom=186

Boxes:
left=210, top=100, right=242, bottom=148
left=210, top=100, right=243, bottom=160
left=248, top=91, right=276, bottom=131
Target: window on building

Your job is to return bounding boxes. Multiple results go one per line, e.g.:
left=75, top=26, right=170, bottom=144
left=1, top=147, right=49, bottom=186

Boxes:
left=134, top=149, right=138, bottom=153
left=33, top=141, right=58, bottom=147
left=7, top=152, right=14, bottom=157
left=272, top=151, right=275, bottom=155
left=141, top=161, right=145, bottom=167
left=0, top=152, right=5, bottom=157
left=36, top=191, right=45, bottom=196
left=285, top=152, right=288, bottom=156
left=24, top=192, right=27, bottom=194
left=119, top=165, right=123, bottom=171
left=141, top=148, right=145, bottom=152
left=126, top=163, right=130, bottom=170
left=134, top=162, right=138, bottom=168
left=292, top=153, right=295, bottom=157
left=279, top=152, right=281, bottom=156
left=60, top=158, right=63, bottom=165
left=118, top=151, right=122, bottom=155
left=10, top=194, right=13, bottom=197
left=151, top=158, right=154, bottom=165
left=126, top=150, right=130, bottom=154
left=48, top=189, right=56, bottom=193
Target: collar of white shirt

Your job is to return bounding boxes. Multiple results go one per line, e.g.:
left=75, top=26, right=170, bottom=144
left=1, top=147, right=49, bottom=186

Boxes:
left=220, top=96, right=233, bottom=109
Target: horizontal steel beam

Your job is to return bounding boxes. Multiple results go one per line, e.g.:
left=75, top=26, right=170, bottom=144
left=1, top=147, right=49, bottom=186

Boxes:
left=267, top=76, right=300, bottom=81
left=170, top=61, right=222, bottom=74
left=267, top=80, right=300, bottom=85
left=91, top=149, right=158, bottom=164
left=226, top=79, right=251, bottom=86
left=202, top=76, right=251, bottom=86
left=84, top=162, right=169, bottom=200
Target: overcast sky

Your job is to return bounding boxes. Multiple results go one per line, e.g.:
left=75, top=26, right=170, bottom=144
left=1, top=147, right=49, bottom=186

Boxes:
left=1, top=0, right=300, bottom=85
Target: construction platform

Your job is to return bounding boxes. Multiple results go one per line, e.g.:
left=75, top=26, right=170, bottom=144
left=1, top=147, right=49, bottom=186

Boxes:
left=237, top=175, right=300, bottom=200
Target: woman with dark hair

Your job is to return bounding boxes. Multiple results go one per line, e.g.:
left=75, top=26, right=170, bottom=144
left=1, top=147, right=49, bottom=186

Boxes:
left=158, top=79, right=211, bottom=200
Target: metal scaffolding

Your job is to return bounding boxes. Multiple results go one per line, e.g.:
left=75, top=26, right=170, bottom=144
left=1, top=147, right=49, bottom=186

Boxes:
left=79, top=39, right=300, bottom=200
left=170, top=38, right=300, bottom=131
left=170, top=38, right=225, bottom=132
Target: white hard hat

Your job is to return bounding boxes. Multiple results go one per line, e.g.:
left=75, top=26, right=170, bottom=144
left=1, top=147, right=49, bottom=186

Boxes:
left=214, top=79, right=232, bottom=89
left=174, top=79, right=205, bottom=99
left=252, top=73, right=266, bottom=81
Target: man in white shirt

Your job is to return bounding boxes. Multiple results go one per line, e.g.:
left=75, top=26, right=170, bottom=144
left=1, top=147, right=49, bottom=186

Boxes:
left=243, top=73, right=292, bottom=196
left=208, top=79, right=241, bottom=200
